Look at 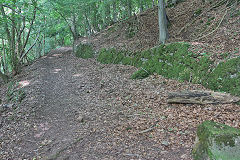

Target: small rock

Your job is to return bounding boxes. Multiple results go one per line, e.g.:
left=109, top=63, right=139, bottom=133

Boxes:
left=0, top=104, right=14, bottom=112
left=181, top=154, right=187, bottom=159
left=160, top=151, right=168, bottom=154
left=4, top=104, right=14, bottom=109
left=161, top=140, right=169, bottom=146
left=77, top=116, right=84, bottom=123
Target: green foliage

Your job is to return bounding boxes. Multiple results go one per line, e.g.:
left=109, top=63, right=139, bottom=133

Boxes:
left=131, top=69, right=150, bottom=79
left=97, top=48, right=130, bottom=64
left=206, top=57, right=240, bottom=95
left=122, top=56, right=133, bottom=65
left=76, top=44, right=94, bottom=59
left=125, top=20, right=139, bottom=38
left=194, top=8, right=202, bottom=16
left=230, top=5, right=240, bottom=17
left=7, top=81, right=26, bottom=103
left=97, top=48, right=117, bottom=64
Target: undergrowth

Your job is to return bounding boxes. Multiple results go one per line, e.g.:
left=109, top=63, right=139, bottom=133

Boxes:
left=7, top=81, right=26, bottom=103
left=97, top=43, right=240, bottom=96
left=76, top=43, right=94, bottom=59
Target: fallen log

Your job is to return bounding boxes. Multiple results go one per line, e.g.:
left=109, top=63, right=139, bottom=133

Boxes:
left=167, top=90, right=240, bottom=104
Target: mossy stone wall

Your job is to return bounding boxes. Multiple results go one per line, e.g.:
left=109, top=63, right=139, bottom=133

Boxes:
left=96, top=43, right=240, bottom=96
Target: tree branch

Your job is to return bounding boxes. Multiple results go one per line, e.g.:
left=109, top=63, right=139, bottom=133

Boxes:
left=20, top=31, right=40, bottom=62
left=0, top=4, right=12, bottom=45
left=192, top=9, right=228, bottom=41
left=49, top=1, right=75, bottom=36
left=21, top=5, right=37, bottom=56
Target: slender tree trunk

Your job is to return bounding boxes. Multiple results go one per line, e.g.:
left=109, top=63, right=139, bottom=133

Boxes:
left=37, top=39, right=42, bottom=58
left=158, top=0, right=168, bottom=44
left=0, top=37, right=9, bottom=82
left=21, top=17, right=26, bottom=57
left=20, top=6, right=37, bottom=57
left=2, top=39, right=8, bottom=73
left=152, top=0, right=155, bottom=7
left=72, top=13, right=79, bottom=54
left=11, top=3, right=19, bottom=75
left=139, top=0, right=144, bottom=12
left=113, top=0, right=117, bottom=22
left=72, top=36, right=78, bottom=55
left=0, top=5, right=12, bottom=48
left=92, top=3, right=100, bottom=32
left=172, top=0, right=177, bottom=5
left=102, top=5, right=107, bottom=28
left=0, top=70, right=9, bottom=83
left=43, top=16, right=46, bottom=55
left=105, top=4, right=111, bottom=26
left=84, top=9, right=92, bottom=36
left=43, top=30, right=46, bottom=55
left=127, top=0, right=132, bottom=17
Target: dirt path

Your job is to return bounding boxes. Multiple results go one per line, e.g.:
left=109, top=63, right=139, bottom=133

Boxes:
left=1, top=47, right=239, bottom=160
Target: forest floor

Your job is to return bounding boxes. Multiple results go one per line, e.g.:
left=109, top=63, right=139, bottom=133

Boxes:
left=0, top=0, right=240, bottom=159
left=0, top=47, right=240, bottom=160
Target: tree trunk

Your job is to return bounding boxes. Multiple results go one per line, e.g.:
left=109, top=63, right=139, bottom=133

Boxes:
left=113, top=0, right=117, bottom=22
left=92, top=3, right=100, bottom=32
left=1, top=39, right=8, bottom=73
left=152, top=0, right=155, bottom=7
left=105, top=4, right=111, bottom=26
left=0, top=54, right=9, bottom=83
left=167, top=90, right=240, bottom=104
left=158, top=0, right=168, bottom=44
left=37, top=39, right=42, bottom=58
left=72, top=13, right=79, bottom=54
left=127, top=0, right=132, bottom=17
left=11, top=2, right=19, bottom=75
left=72, top=36, right=78, bottom=55
left=84, top=9, right=92, bottom=36
left=139, top=0, right=144, bottom=12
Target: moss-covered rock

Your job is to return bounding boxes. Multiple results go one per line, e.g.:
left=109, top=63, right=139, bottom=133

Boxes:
left=193, top=120, right=240, bottom=160
left=76, top=43, right=94, bottom=59
left=207, top=57, right=240, bottom=96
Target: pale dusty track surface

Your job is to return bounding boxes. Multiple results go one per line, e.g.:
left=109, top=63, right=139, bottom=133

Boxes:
left=1, top=47, right=239, bottom=160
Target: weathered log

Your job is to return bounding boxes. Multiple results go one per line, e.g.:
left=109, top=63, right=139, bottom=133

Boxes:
left=167, top=90, right=240, bottom=104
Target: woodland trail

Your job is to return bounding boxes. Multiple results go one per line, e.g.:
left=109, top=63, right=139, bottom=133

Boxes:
left=2, top=47, right=239, bottom=160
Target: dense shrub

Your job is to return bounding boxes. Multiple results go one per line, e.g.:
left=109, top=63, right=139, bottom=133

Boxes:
left=207, top=57, right=240, bottom=95
left=76, top=43, right=94, bottom=59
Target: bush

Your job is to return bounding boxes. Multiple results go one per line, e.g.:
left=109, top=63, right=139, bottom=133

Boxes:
left=7, top=81, right=26, bottom=103
left=76, top=43, right=94, bottom=59
left=98, top=48, right=117, bottom=64
left=131, top=69, right=150, bottom=79
left=207, top=57, right=240, bottom=95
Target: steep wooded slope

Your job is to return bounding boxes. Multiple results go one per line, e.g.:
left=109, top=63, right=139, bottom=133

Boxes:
left=86, top=0, right=239, bottom=57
